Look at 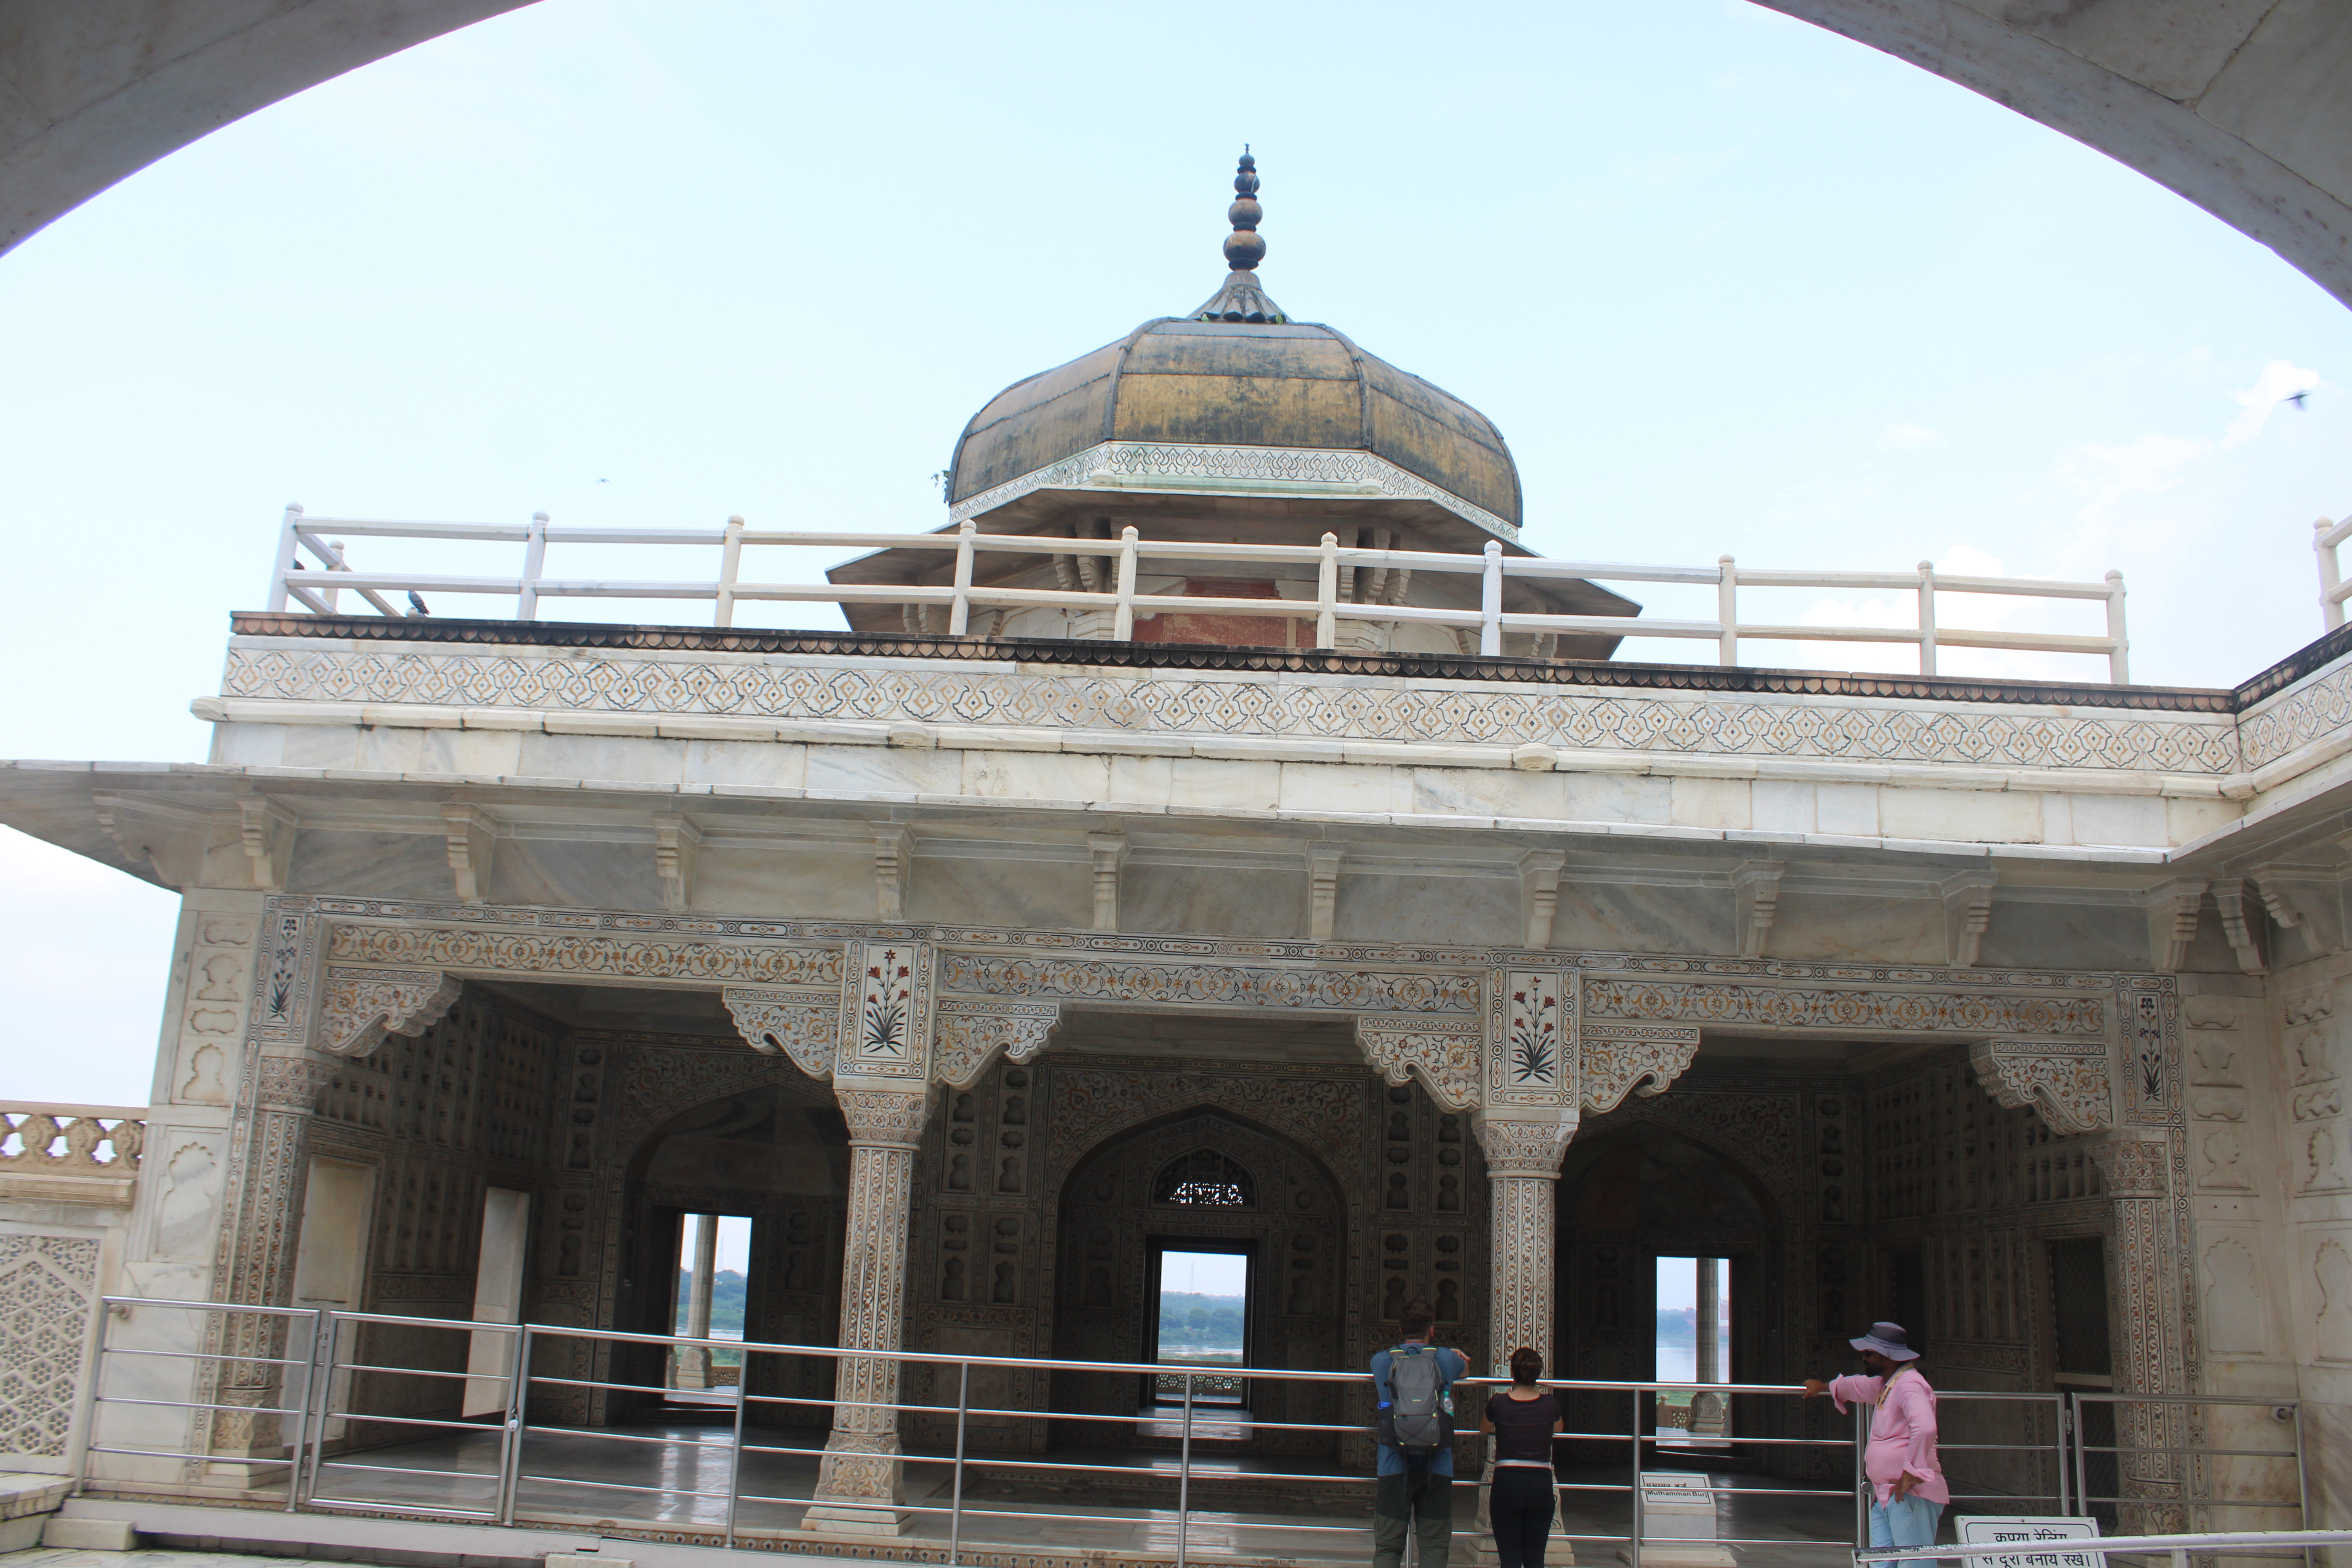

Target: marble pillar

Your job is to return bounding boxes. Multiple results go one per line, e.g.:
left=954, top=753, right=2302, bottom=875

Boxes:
left=806, top=1085, right=935, bottom=1537
left=675, top=1213, right=717, bottom=1391
left=1469, top=1112, right=1578, bottom=1566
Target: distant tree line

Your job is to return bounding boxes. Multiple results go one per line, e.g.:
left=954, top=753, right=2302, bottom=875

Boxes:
left=1158, top=1291, right=1244, bottom=1350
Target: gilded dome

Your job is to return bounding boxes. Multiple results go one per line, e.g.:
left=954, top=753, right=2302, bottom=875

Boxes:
left=945, top=316, right=1523, bottom=536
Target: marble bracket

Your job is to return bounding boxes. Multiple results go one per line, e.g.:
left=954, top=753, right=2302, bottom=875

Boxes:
left=652, top=812, right=701, bottom=912
left=874, top=828, right=915, bottom=920
left=441, top=804, right=498, bottom=905
left=91, top=790, right=209, bottom=886
left=2212, top=880, right=2268, bottom=976
left=1519, top=850, right=1565, bottom=949
left=2252, top=863, right=2342, bottom=955
left=722, top=985, right=839, bottom=1079
left=236, top=794, right=296, bottom=893
left=1305, top=844, right=1346, bottom=942
left=318, top=965, right=463, bottom=1057
left=1942, top=870, right=1996, bottom=969
left=2141, top=878, right=2209, bottom=974
left=1969, top=1036, right=2113, bottom=1135
left=1733, top=860, right=1782, bottom=960
left=933, top=996, right=1062, bottom=1089
left=1579, top=1023, right=1702, bottom=1113
left=1086, top=833, right=1129, bottom=933
left=1356, top=1014, right=1483, bottom=1110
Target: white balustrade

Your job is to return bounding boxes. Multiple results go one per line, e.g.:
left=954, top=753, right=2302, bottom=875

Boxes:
left=0, top=1104, right=147, bottom=1204
left=262, top=505, right=2134, bottom=683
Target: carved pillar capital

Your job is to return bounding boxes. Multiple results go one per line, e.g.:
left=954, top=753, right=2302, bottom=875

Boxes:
left=1969, top=1036, right=2113, bottom=1134
left=1356, top=1014, right=1483, bottom=1110
left=1471, top=1112, right=1577, bottom=1177
left=834, top=1085, right=936, bottom=1148
left=2087, top=1132, right=2171, bottom=1198
left=317, top=966, right=462, bottom=1057
left=933, top=997, right=1060, bottom=1089
left=722, top=986, right=838, bottom=1079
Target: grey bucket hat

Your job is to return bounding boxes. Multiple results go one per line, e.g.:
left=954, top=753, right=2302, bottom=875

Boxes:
left=1849, top=1322, right=1920, bottom=1361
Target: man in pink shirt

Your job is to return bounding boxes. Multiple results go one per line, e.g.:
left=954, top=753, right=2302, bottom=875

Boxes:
left=1801, top=1322, right=1948, bottom=1552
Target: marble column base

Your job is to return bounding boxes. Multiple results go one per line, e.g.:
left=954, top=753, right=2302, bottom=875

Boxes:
left=802, top=1503, right=915, bottom=1537
left=1618, top=1547, right=1735, bottom=1567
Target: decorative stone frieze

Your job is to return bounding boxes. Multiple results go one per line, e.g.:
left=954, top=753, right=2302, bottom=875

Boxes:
left=1969, top=1038, right=2114, bottom=1134
left=1356, top=1015, right=1483, bottom=1110
left=1580, top=1024, right=1702, bottom=1114
left=937, top=952, right=1480, bottom=1014
left=316, top=967, right=463, bottom=1057
left=324, top=922, right=841, bottom=989
left=931, top=998, right=1061, bottom=1089
left=1583, top=977, right=2104, bottom=1035
left=220, top=637, right=2245, bottom=774
left=721, top=987, right=838, bottom=1078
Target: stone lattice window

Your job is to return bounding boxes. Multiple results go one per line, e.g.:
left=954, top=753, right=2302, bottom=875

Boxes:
left=1152, top=1149, right=1254, bottom=1208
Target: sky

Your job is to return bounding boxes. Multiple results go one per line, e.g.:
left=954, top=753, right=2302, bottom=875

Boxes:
left=2, top=0, right=2348, bottom=1104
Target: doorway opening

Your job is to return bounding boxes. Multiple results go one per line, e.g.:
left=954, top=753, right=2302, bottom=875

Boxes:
left=1655, top=1255, right=1730, bottom=1446
left=668, top=1211, right=753, bottom=1404
left=1146, top=1240, right=1254, bottom=1426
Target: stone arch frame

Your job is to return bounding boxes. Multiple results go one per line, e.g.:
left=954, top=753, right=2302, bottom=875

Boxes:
left=1553, top=1117, right=1790, bottom=1460
left=1047, top=1104, right=1353, bottom=1456
left=561, top=1034, right=838, bottom=1425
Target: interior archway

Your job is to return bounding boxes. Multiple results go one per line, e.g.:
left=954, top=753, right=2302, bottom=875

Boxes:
left=1553, top=1122, right=1785, bottom=1463
left=1050, top=1107, right=1349, bottom=1457
left=606, top=1083, right=850, bottom=1423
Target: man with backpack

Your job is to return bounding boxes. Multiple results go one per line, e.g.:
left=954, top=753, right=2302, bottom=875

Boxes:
left=1370, top=1296, right=1468, bottom=1568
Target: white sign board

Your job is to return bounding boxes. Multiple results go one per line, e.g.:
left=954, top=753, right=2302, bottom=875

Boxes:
left=1955, top=1515, right=2104, bottom=1568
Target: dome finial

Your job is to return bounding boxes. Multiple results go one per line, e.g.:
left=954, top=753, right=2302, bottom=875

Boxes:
left=1224, top=147, right=1265, bottom=271
left=1192, top=147, right=1286, bottom=324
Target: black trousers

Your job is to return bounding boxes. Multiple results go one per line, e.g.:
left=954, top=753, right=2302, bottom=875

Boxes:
left=1490, top=1466, right=1557, bottom=1568
left=1373, top=1467, right=1453, bottom=1568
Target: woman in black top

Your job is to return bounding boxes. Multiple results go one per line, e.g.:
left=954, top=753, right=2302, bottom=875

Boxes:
left=1477, top=1347, right=1564, bottom=1568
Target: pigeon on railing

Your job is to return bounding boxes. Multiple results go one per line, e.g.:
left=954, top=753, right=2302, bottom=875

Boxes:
left=407, top=592, right=431, bottom=617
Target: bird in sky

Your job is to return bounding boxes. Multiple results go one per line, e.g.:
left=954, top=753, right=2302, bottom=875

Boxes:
left=2284, top=391, right=2310, bottom=410
left=407, top=591, right=431, bottom=617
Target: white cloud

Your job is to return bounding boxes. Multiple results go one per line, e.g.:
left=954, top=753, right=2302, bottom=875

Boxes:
left=2224, top=359, right=2323, bottom=448
left=1878, top=423, right=1944, bottom=451
left=2054, top=432, right=2215, bottom=510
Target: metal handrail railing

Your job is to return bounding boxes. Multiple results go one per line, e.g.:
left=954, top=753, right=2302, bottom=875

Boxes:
left=79, top=1296, right=2300, bottom=1568
left=259, top=505, right=2132, bottom=681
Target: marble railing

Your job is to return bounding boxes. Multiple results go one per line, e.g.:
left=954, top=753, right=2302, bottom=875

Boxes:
left=0, top=1105, right=146, bottom=1206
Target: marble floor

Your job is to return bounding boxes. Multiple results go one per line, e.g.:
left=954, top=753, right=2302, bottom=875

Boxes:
left=275, top=1423, right=1872, bottom=1566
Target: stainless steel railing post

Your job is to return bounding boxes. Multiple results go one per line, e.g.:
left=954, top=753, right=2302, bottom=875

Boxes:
left=1630, top=1385, right=1644, bottom=1568
left=281, top=1308, right=320, bottom=1514
left=1854, top=1398, right=1868, bottom=1550
left=2073, top=1394, right=2091, bottom=1526
left=2295, top=1400, right=2312, bottom=1568
left=497, top=1324, right=530, bottom=1527
left=75, top=1298, right=113, bottom=1499
left=949, top=1360, right=971, bottom=1568
left=723, top=1338, right=748, bottom=1547
left=1177, top=1372, right=1195, bottom=1568
left=303, top=1311, right=341, bottom=1513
